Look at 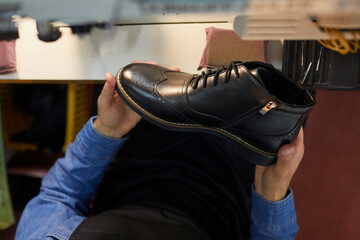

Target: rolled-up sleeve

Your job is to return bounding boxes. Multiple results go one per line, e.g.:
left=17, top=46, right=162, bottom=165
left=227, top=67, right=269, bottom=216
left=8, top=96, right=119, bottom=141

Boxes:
left=250, top=186, right=299, bottom=240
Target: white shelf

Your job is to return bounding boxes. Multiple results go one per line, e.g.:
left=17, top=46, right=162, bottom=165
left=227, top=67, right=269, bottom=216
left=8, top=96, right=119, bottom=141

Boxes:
left=0, top=18, right=234, bottom=81
left=0, top=18, right=283, bottom=82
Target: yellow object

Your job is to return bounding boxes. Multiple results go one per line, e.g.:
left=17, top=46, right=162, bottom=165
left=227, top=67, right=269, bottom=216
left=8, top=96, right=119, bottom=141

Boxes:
left=0, top=92, right=15, bottom=230
left=63, top=83, right=90, bottom=152
left=316, top=22, right=360, bottom=55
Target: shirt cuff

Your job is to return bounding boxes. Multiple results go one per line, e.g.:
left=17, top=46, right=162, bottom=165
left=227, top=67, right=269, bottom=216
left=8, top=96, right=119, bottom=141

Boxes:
left=47, top=227, right=73, bottom=240
left=251, top=185, right=299, bottom=237
left=74, top=116, right=128, bottom=161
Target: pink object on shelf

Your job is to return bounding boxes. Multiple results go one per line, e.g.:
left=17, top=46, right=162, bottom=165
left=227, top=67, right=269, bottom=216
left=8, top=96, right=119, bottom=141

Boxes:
left=198, top=27, right=265, bottom=70
left=0, top=40, right=16, bottom=74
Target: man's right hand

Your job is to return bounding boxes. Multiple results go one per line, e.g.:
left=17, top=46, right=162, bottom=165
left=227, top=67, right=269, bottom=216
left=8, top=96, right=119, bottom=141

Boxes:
left=94, top=72, right=141, bottom=138
left=254, top=128, right=304, bottom=201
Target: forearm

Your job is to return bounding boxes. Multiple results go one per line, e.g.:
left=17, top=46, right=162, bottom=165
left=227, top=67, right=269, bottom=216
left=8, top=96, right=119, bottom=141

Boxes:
left=16, top=116, right=127, bottom=240
left=42, top=117, right=127, bottom=205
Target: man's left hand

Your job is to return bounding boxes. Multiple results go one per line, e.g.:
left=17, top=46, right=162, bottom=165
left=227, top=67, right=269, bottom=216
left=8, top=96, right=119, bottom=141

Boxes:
left=94, top=72, right=141, bottom=138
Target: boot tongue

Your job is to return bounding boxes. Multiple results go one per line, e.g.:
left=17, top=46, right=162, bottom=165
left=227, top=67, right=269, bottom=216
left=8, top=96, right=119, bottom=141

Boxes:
left=249, top=67, right=272, bottom=87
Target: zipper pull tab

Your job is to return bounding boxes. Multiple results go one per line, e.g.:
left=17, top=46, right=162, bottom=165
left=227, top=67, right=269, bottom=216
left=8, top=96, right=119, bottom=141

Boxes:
left=259, top=101, right=277, bottom=115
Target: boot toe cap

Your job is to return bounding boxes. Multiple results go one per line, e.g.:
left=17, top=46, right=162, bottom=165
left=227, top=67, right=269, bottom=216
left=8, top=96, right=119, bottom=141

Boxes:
left=116, top=63, right=167, bottom=105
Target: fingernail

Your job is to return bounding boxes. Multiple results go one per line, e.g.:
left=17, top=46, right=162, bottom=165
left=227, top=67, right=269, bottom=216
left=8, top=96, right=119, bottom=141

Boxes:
left=282, top=148, right=295, bottom=155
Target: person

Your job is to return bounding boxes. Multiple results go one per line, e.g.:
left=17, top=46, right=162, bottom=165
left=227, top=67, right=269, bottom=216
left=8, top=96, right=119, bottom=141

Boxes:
left=15, top=69, right=304, bottom=240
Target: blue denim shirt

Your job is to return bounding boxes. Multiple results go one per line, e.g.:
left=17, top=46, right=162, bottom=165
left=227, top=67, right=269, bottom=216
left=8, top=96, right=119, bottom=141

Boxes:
left=15, top=116, right=299, bottom=240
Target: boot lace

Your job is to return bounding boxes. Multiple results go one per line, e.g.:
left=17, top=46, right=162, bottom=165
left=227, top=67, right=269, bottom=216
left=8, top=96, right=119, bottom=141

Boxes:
left=192, top=61, right=242, bottom=89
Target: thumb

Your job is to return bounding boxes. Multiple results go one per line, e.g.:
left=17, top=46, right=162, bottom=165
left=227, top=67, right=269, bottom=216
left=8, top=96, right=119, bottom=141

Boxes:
left=274, top=127, right=304, bottom=175
left=278, top=144, right=296, bottom=165
left=273, top=143, right=297, bottom=177
left=99, top=73, right=116, bottom=105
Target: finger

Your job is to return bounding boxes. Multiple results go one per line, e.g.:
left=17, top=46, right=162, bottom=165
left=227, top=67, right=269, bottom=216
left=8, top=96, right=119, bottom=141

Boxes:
left=169, top=67, right=181, bottom=72
left=99, top=73, right=116, bottom=105
left=277, top=143, right=296, bottom=165
left=132, top=60, right=158, bottom=65
left=289, top=127, right=304, bottom=165
left=254, top=165, right=266, bottom=185
left=126, top=106, right=142, bottom=123
left=274, top=128, right=304, bottom=176
left=293, top=127, right=304, bottom=147
left=105, top=72, right=116, bottom=89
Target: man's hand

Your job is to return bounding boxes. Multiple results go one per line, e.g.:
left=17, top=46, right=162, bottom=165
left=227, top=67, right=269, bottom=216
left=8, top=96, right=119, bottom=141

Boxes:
left=94, top=72, right=141, bottom=138
left=254, top=128, right=304, bottom=201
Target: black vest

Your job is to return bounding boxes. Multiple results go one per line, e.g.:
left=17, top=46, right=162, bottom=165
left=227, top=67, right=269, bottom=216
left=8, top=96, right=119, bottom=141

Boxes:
left=71, top=120, right=254, bottom=240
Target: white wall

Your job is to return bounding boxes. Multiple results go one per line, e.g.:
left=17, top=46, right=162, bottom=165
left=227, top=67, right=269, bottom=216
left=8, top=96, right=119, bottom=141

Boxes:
left=0, top=19, right=233, bottom=81
left=0, top=18, right=282, bottom=81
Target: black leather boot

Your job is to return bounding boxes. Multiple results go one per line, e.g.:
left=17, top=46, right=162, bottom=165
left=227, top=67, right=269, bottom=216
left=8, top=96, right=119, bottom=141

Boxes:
left=115, top=61, right=316, bottom=165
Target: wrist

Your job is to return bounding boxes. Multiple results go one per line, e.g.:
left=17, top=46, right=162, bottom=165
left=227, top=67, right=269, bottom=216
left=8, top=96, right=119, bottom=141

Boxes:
left=259, top=190, right=288, bottom=202
left=93, top=118, right=125, bottom=139
left=254, top=184, right=289, bottom=202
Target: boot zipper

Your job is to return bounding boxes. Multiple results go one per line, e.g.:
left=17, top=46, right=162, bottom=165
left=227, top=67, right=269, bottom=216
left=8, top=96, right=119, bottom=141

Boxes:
left=259, top=101, right=278, bottom=115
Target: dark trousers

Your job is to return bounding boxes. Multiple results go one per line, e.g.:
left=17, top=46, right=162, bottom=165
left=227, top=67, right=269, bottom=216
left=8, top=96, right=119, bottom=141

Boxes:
left=76, top=120, right=255, bottom=240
